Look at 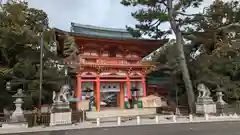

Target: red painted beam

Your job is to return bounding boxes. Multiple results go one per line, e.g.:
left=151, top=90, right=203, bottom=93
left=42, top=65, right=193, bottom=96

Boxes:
left=81, top=79, right=96, bottom=82
left=81, top=79, right=142, bottom=82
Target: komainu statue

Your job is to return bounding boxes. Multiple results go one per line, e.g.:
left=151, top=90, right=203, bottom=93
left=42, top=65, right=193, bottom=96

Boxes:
left=52, top=84, right=71, bottom=103
left=197, top=83, right=211, bottom=98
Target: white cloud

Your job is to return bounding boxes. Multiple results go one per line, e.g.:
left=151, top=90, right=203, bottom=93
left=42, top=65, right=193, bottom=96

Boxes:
left=24, top=0, right=216, bottom=33
left=26, top=0, right=138, bottom=31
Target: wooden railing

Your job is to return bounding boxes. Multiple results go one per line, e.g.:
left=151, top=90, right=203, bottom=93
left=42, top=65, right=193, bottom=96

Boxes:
left=81, top=57, right=152, bottom=66
left=98, top=59, right=128, bottom=65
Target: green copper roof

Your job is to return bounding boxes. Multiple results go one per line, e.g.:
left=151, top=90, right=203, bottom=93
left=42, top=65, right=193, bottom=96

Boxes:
left=70, top=22, right=137, bottom=40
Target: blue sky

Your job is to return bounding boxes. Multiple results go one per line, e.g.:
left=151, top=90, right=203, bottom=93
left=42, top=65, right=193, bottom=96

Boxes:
left=25, top=0, right=215, bottom=31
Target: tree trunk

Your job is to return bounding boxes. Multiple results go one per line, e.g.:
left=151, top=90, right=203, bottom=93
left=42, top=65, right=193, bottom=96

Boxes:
left=175, top=31, right=195, bottom=114
left=167, top=0, right=195, bottom=114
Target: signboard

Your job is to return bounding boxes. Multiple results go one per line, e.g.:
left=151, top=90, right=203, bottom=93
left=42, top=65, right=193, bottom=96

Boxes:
left=77, top=100, right=90, bottom=111
left=140, top=95, right=167, bottom=108
left=100, top=83, right=120, bottom=92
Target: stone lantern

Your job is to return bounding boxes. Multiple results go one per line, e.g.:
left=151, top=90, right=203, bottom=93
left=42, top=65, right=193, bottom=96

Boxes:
left=216, top=86, right=227, bottom=115
left=6, top=81, right=11, bottom=91
left=2, top=88, right=28, bottom=128
left=216, top=91, right=226, bottom=105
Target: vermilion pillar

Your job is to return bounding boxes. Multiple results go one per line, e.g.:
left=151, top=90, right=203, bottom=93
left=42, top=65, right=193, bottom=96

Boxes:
left=96, top=76, right=101, bottom=112
left=142, top=77, right=147, bottom=96
left=120, top=83, right=125, bottom=109
left=76, top=74, right=82, bottom=109
left=127, top=76, right=131, bottom=99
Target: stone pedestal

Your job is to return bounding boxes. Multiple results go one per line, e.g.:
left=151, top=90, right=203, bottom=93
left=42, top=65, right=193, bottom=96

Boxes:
left=196, top=97, right=216, bottom=114
left=50, top=112, right=72, bottom=126
left=2, top=123, right=28, bottom=129
left=50, top=102, right=72, bottom=126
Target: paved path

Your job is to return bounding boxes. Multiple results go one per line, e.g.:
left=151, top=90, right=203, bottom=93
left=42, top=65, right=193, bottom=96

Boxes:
left=6, top=121, right=240, bottom=135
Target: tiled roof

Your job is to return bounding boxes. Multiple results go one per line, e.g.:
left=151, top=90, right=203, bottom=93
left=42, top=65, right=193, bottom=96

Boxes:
left=70, top=22, right=138, bottom=40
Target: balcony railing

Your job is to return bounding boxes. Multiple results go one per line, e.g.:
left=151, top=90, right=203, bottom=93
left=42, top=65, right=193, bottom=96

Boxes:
left=80, top=57, right=151, bottom=67
left=98, top=59, right=128, bottom=65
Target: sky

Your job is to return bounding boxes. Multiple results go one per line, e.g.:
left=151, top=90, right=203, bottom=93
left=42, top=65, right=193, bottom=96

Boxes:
left=26, top=0, right=138, bottom=31
left=24, top=0, right=216, bottom=32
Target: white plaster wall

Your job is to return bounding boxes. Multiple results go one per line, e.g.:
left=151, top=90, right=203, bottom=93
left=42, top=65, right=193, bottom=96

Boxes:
left=124, top=82, right=127, bottom=97
left=138, top=82, right=143, bottom=96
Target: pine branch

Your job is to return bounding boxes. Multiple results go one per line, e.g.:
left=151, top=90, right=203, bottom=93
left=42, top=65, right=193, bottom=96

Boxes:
left=175, top=12, right=209, bottom=17
left=158, top=0, right=167, bottom=7
left=219, top=23, right=240, bottom=32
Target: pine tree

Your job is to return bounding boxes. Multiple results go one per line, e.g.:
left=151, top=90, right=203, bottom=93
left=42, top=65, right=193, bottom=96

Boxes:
left=121, top=0, right=204, bottom=113
left=186, top=0, right=240, bottom=100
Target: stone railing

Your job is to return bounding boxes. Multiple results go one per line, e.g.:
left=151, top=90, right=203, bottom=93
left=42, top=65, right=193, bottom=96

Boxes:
left=91, top=113, right=240, bottom=127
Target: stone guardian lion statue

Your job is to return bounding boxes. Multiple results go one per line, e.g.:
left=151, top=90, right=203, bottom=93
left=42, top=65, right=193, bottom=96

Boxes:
left=52, top=84, right=71, bottom=103
left=197, top=83, right=211, bottom=98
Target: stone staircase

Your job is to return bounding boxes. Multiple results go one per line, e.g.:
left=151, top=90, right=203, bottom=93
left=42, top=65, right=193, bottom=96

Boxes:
left=178, top=106, right=189, bottom=116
